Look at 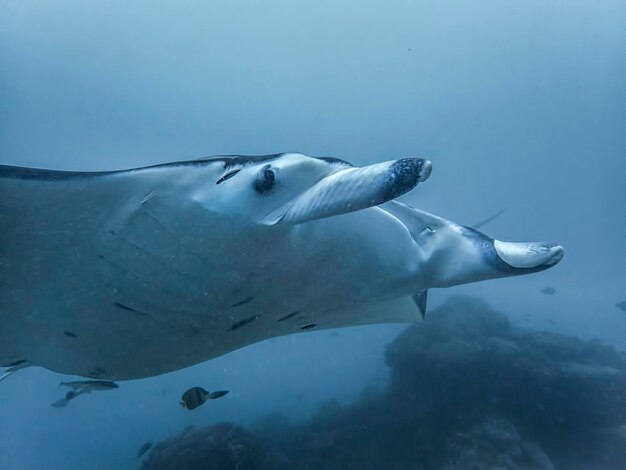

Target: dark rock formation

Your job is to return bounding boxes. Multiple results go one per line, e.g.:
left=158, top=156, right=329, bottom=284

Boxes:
left=141, top=422, right=266, bottom=470
left=386, top=295, right=626, bottom=435
left=442, top=416, right=554, bottom=470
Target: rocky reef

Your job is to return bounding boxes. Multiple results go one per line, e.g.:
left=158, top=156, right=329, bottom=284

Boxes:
left=442, top=416, right=554, bottom=470
left=142, top=296, right=626, bottom=469
left=141, top=423, right=266, bottom=470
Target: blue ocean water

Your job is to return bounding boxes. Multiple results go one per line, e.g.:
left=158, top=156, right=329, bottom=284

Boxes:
left=1, top=1, right=625, bottom=468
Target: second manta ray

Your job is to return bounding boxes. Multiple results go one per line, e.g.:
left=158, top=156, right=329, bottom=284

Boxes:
left=0, top=153, right=564, bottom=381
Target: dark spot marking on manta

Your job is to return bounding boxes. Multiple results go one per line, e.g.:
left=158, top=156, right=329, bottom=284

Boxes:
left=216, top=169, right=241, bottom=184
left=64, top=331, right=77, bottom=338
left=232, top=296, right=254, bottom=308
left=3, top=359, right=27, bottom=367
left=277, top=310, right=301, bottom=322
left=383, top=158, right=425, bottom=201
left=114, top=302, right=135, bottom=312
left=187, top=325, right=200, bottom=337
left=89, top=367, right=106, bottom=378
left=114, top=302, right=157, bottom=322
left=301, top=323, right=317, bottom=330
left=229, top=315, right=260, bottom=331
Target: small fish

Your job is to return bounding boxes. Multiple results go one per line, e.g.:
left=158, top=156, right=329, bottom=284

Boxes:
left=540, top=287, right=556, bottom=295
left=180, top=387, right=209, bottom=410
left=616, top=301, right=626, bottom=312
left=180, top=387, right=229, bottom=410
left=51, top=397, right=70, bottom=408
left=137, top=442, right=152, bottom=459
left=59, top=380, right=118, bottom=392
left=52, top=380, right=118, bottom=407
left=51, top=389, right=87, bottom=408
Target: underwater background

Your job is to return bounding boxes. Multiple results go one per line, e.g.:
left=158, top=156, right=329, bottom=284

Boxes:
left=1, top=1, right=625, bottom=468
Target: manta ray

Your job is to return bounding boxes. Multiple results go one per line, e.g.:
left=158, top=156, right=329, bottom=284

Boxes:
left=0, top=153, right=563, bottom=381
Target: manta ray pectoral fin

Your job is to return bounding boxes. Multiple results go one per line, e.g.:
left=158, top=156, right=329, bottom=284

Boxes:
left=412, top=290, right=428, bottom=320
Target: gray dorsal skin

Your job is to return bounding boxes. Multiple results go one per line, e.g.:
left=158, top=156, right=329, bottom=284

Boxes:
left=0, top=153, right=564, bottom=381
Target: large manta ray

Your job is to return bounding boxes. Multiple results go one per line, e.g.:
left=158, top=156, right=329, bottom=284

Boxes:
left=0, top=153, right=563, bottom=381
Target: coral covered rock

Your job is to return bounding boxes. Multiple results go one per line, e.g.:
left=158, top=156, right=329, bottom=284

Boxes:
left=385, top=295, right=626, bottom=433
left=442, top=416, right=554, bottom=470
left=141, top=422, right=266, bottom=470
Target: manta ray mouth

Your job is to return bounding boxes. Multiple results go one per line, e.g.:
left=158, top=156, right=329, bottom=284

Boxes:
left=493, top=240, right=565, bottom=271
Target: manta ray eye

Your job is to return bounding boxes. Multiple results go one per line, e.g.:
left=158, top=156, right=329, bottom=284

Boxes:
left=254, top=165, right=277, bottom=193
